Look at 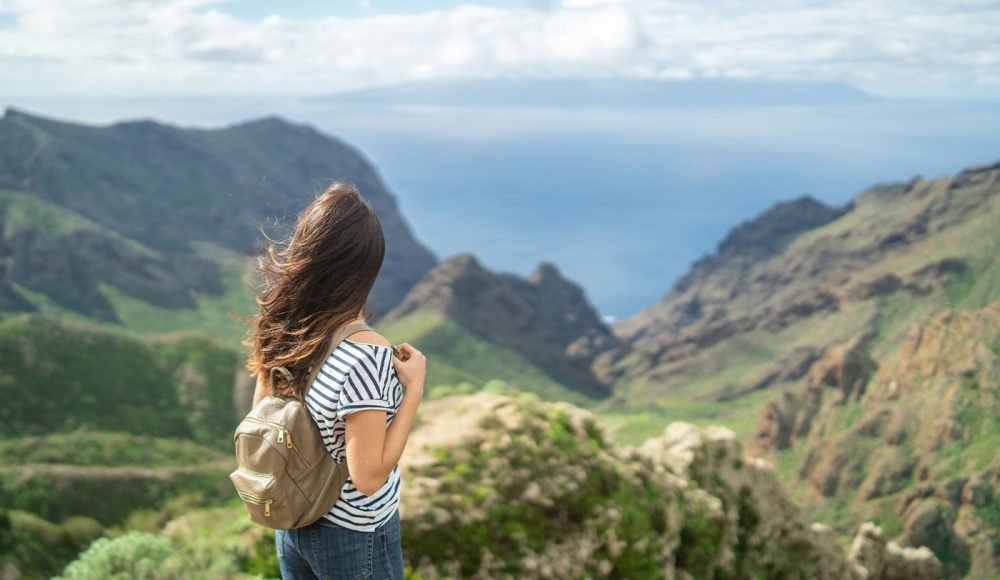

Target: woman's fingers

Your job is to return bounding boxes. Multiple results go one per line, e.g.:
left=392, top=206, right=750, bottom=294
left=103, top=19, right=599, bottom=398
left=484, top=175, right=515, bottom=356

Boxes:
left=393, top=342, right=424, bottom=362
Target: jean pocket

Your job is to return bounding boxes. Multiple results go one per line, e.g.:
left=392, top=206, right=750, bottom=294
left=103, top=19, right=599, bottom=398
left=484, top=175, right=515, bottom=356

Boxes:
left=274, top=529, right=285, bottom=558
left=313, top=522, right=374, bottom=579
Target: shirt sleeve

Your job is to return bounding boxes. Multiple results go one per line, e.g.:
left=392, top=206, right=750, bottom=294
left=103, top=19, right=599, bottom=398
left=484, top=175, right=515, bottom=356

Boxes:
left=337, top=346, right=393, bottom=417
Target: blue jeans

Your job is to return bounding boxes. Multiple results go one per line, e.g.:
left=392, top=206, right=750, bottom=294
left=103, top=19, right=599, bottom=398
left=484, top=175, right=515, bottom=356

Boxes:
left=275, top=508, right=404, bottom=579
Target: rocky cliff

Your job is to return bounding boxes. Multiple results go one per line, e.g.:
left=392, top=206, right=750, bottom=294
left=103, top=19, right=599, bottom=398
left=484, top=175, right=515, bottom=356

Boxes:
left=604, top=161, right=999, bottom=407
left=601, top=159, right=999, bottom=577
left=753, top=300, right=1000, bottom=578
left=379, top=253, right=621, bottom=398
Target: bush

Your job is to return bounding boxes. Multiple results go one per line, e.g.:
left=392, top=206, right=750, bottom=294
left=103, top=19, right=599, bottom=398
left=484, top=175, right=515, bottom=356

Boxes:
left=0, top=316, right=242, bottom=450
left=0, top=509, right=105, bottom=579
left=55, top=532, right=178, bottom=579
left=0, top=464, right=233, bottom=526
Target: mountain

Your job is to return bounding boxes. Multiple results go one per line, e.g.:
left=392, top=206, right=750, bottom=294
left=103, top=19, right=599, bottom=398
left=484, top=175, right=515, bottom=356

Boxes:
left=0, top=314, right=244, bottom=446
left=377, top=253, right=621, bottom=400
left=0, top=107, right=437, bottom=318
left=604, top=161, right=999, bottom=409
left=0, top=189, right=223, bottom=321
left=753, top=300, right=1000, bottom=578
left=603, top=159, right=999, bottom=576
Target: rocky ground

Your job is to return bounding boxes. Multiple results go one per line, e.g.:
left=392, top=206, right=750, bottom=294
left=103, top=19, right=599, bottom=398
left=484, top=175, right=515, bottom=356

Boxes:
left=397, top=392, right=942, bottom=579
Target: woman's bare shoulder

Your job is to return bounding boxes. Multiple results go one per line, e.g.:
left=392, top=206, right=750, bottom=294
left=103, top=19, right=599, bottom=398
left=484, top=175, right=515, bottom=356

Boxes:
left=345, top=329, right=391, bottom=348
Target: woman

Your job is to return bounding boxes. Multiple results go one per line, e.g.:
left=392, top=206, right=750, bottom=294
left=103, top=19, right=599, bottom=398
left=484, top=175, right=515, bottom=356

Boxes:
left=245, top=181, right=426, bottom=579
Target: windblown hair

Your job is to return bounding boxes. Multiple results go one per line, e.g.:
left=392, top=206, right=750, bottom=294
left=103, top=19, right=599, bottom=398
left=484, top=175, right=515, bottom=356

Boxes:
left=244, top=182, right=385, bottom=398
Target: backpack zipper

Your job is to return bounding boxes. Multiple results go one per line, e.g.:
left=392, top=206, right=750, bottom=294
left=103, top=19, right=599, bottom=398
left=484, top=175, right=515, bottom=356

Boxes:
left=238, top=491, right=273, bottom=517
left=237, top=466, right=274, bottom=480
left=244, top=417, right=311, bottom=469
left=285, top=432, right=312, bottom=469
left=245, top=416, right=287, bottom=443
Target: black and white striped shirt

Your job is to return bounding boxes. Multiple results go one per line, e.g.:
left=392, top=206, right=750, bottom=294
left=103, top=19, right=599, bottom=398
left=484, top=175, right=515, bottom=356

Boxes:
left=305, top=338, right=404, bottom=531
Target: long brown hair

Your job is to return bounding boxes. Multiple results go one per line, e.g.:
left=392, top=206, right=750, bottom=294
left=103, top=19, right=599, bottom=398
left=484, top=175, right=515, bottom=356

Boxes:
left=244, top=182, right=385, bottom=398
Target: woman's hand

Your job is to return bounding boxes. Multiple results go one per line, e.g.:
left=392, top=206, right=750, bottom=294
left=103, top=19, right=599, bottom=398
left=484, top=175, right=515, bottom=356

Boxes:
left=391, top=342, right=426, bottom=399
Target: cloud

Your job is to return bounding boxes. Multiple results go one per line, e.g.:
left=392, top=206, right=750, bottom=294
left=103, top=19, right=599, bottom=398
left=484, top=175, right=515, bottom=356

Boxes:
left=0, top=0, right=997, bottom=97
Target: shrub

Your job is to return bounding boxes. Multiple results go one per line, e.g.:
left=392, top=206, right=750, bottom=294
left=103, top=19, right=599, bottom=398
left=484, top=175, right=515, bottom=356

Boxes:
left=55, top=531, right=178, bottom=579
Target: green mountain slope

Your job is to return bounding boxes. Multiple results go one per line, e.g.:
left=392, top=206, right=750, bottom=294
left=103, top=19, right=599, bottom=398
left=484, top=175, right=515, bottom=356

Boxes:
left=0, top=314, right=244, bottom=446
left=758, top=300, right=1000, bottom=578
left=599, top=159, right=999, bottom=577
left=0, top=189, right=224, bottom=321
left=378, top=254, right=621, bottom=402
left=600, top=161, right=1000, bottom=439
left=377, top=310, right=594, bottom=405
left=0, top=108, right=436, bottom=316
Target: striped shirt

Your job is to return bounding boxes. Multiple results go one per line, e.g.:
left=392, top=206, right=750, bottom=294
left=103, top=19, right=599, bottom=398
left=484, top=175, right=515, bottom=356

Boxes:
left=304, top=338, right=405, bottom=531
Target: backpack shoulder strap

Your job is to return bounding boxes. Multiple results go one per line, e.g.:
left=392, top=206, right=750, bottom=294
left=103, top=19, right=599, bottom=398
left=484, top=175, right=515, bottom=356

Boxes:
left=301, top=321, right=372, bottom=398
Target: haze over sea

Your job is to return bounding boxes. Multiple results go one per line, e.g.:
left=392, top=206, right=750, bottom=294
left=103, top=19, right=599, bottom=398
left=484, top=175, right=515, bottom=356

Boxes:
left=16, top=82, right=1000, bottom=320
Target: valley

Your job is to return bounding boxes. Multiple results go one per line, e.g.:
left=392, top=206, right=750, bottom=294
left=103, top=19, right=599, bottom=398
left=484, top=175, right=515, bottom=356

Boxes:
left=0, top=108, right=996, bottom=578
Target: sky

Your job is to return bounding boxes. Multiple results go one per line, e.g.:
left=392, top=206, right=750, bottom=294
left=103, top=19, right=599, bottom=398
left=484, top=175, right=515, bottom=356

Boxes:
left=1, top=0, right=999, bottom=99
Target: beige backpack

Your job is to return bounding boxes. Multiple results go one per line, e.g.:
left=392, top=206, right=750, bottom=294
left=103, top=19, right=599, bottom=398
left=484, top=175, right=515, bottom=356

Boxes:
left=229, top=321, right=372, bottom=529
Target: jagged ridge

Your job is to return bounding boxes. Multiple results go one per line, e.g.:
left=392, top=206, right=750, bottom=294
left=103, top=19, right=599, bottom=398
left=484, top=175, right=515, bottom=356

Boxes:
left=379, top=253, right=622, bottom=398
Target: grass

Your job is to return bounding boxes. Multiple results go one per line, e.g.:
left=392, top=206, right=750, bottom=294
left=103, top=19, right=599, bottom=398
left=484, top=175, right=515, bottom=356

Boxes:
left=933, top=372, right=1000, bottom=479
left=8, top=283, right=97, bottom=323
left=0, top=314, right=243, bottom=449
left=618, top=301, right=874, bottom=407
left=0, top=461, right=235, bottom=527
left=378, top=311, right=595, bottom=405
left=597, top=384, right=790, bottom=446
left=98, top=242, right=258, bottom=349
left=595, top=411, right=674, bottom=447
left=0, top=189, right=152, bottom=258
left=0, top=432, right=227, bottom=468
left=776, top=441, right=811, bottom=484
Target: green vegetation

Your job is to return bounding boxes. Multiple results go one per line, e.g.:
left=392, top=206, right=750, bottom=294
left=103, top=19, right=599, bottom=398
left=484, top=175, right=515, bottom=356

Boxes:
left=379, top=311, right=594, bottom=405
left=99, top=242, right=259, bottom=348
left=675, top=500, right=726, bottom=578
left=0, top=463, right=234, bottom=526
left=0, top=189, right=142, bottom=249
left=934, top=373, right=1000, bottom=479
left=0, top=314, right=242, bottom=448
left=403, top=399, right=677, bottom=577
left=0, top=509, right=104, bottom=579
left=0, top=187, right=235, bottom=323
left=0, top=432, right=228, bottom=468
left=55, top=532, right=181, bottom=580
left=597, top=385, right=790, bottom=446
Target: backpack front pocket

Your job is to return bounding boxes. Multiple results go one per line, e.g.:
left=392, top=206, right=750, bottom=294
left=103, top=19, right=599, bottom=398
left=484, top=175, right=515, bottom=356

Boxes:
left=230, top=466, right=291, bottom=527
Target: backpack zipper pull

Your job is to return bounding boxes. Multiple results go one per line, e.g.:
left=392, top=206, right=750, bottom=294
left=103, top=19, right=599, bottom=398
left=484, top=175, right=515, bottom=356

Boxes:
left=265, top=499, right=272, bottom=517
left=277, top=427, right=285, bottom=444
left=285, top=432, right=293, bottom=449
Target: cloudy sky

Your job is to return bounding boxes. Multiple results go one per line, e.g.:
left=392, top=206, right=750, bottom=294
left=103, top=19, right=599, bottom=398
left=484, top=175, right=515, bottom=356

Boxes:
left=1, top=0, right=998, bottom=99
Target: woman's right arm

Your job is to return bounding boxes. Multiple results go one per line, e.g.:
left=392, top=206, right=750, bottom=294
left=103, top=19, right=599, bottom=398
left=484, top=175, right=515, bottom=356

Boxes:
left=343, top=343, right=426, bottom=495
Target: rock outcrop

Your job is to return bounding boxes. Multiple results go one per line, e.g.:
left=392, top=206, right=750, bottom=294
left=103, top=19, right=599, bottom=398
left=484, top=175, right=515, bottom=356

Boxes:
left=754, top=300, right=1000, bottom=578
left=397, top=392, right=942, bottom=579
left=380, top=253, right=621, bottom=397
left=606, top=161, right=999, bottom=404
